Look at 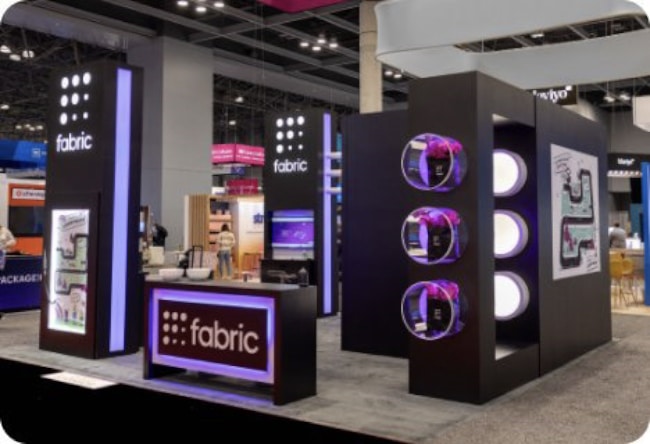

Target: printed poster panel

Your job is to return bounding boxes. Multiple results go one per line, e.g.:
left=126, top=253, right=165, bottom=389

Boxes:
left=48, top=209, right=90, bottom=334
left=551, top=144, right=601, bottom=280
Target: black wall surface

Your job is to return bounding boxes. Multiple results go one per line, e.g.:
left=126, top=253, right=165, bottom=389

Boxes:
left=40, top=60, right=143, bottom=358
left=536, top=99, right=611, bottom=374
left=341, top=110, right=410, bottom=357
left=263, top=109, right=338, bottom=316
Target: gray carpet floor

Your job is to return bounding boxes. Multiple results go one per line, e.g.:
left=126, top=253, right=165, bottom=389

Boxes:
left=1, top=311, right=649, bottom=443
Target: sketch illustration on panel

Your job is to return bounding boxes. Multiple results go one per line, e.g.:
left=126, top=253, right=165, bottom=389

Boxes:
left=551, top=144, right=601, bottom=280
left=48, top=209, right=90, bottom=334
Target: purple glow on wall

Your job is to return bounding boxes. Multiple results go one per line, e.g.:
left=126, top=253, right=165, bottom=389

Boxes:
left=110, top=68, right=132, bottom=352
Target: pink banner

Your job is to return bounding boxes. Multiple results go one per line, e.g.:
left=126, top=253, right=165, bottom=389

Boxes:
left=257, top=0, right=347, bottom=13
left=212, top=144, right=265, bottom=166
left=227, top=179, right=259, bottom=195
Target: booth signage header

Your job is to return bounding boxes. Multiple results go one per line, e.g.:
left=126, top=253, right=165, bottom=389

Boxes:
left=212, top=144, right=265, bottom=166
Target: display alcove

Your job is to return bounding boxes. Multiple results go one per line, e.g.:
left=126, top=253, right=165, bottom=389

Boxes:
left=401, top=207, right=467, bottom=265
left=401, top=133, right=467, bottom=192
left=401, top=280, right=465, bottom=341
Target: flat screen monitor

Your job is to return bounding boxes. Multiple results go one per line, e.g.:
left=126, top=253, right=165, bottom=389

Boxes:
left=271, top=209, right=314, bottom=259
left=9, top=206, right=44, bottom=236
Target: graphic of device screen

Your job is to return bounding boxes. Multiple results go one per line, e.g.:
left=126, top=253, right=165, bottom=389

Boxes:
left=271, top=209, right=315, bottom=259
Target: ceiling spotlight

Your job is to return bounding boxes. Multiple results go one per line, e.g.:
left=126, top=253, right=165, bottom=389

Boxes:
left=530, top=32, right=544, bottom=39
left=317, top=34, right=327, bottom=45
left=177, top=0, right=189, bottom=6
left=312, top=45, right=322, bottom=52
left=234, top=96, right=244, bottom=103
left=604, top=94, right=615, bottom=103
left=196, top=5, right=207, bottom=13
left=329, top=39, right=338, bottom=49
left=394, top=72, right=403, bottom=79
left=565, top=85, right=573, bottom=91
left=619, top=92, right=631, bottom=101
left=384, top=69, right=393, bottom=77
left=300, top=41, right=310, bottom=48
left=0, top=104, right=8, bottom=111
left=0, top=45, right=10, bottom=54
left=214, top=1, right=225, bottom=7
left=21, top=50, right=34, bottom=59
left=9, top=53, right=20, bottom=62
left=36, top=124, right=44, bottom=130
left=15, top=124, right=22, bottom=130
left=228, top=120, right=237, bottom=126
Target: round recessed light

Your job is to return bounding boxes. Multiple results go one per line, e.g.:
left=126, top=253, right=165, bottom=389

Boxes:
left=494, top=210, right=529, bottom=258
left=494, top=272, right=530, bottom=321
left=493, top=149, right=527, bottom=196
left=83, top=72, right=92, bottom=85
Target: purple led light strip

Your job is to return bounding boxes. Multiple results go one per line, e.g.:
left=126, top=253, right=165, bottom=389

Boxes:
left=322, top=113, right=332, bottom=314
left=110, top=68, right=132, bottom=352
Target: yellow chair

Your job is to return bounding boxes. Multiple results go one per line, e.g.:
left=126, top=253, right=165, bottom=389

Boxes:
left=621, top=257, right=639, bottom=303
left=610, top=259, right=632, bottom=307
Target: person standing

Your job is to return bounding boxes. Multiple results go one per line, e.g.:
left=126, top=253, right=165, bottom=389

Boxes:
left=215, top=224, right=236, bottom=279
left=609, top=223, right=627, bottom=249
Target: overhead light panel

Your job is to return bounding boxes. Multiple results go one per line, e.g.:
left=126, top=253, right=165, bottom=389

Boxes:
left=177, top=0, right=189, bottom=6
left=317, top=34, right=327, bottom=45
left=9, top=53, right=20, bottom=62
left=620, top=92, right=631, bottom=101
left=235, top=96, right=244, bottom=103
left=196, top=5, right=207, bottom=13
left=604, top=94, right=615, bottom=103
left=530, top=32, right=544, bottom=39
left=0, top=104, right=9, bottom=111
left=312, top=45, right=322, bottom=52
left=214, top=1, right=225, bottom=7
left=228, top=120, right=237, bottom=126
left=0, top=45, right=10, bottom=54
left=21, top=49, right=34, bottom=59
left=329, top=39, right=338, bottom=49
left=300, top=41, right=309, bottom=48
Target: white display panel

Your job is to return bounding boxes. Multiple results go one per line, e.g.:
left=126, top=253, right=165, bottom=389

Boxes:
left=494, top=210, right=529, bottom=258
left=494, top=272, right=530, bottom=321
left=48, top=209, right=90, bottom=334
left=493, top=149, right=527, bottom=196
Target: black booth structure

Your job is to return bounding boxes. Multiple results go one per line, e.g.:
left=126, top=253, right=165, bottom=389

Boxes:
left=40, top=60, right=143, bottom=359
left=261, top=109, right=339, bottom=317
left=342, top=72, right=611, bottom=404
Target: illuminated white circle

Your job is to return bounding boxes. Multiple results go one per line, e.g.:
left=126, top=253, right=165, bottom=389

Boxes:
left=180, top=313, right=187, bottom=322
left=163, top=336, right=170, bottom=345
left=83, top=112, right=89, bottom=120
left=276, top=131, right=284, bottom=141
left=288, top=145, right=293, bottom=151
left=163, top=324, right=169, bottom=332
left=71, top=93, right=80, bottom=105
left=287, top=117, right=295, bottom=127
left=61, top=77, right=69, bottom=89
left=287, top=130, right=295, bottom=140
left=172, top=324, right=178, bottom=333
left=276, top=144, right=284, bottom=154
left=60, top=95, right=69, bottom=107
left=297, top=116, right=305, bottom=125
left=276, top=118, right=284, bottom=128
left=298, top=131, right=304, bottom=137
left=59, top=113, right=68, bottom=125
left=84, top=93, right=89, bottom=101
left=493, top=149, right=527, bottom=196
left=494, top=211, right=528, bottom=258
left=298, top=144, right=304, bottom=150
left=494, top=272, right=530, bottom=321
left=72, top=75, right=80, bottom=87
left=163, top=311, right=170, bottom=320
left=72, top=114, right=78, bottom=121
left=172, top=312, right=178, bottom=321
left=83, top=72, right=92, bottom=85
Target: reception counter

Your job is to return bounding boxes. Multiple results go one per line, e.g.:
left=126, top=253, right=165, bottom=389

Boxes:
left=0, top=255, right=42, bottom=312
left=143, top=276, right=317, bottom=405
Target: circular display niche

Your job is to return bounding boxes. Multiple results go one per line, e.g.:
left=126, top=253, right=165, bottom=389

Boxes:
left=401, top=280, right=465, bottom=341
left=494, top=210, right=529, bottom=258
left=402, top=207, right=467, bottom=265
left=494, top=272, right=530, bottom=321
left=493, top=149, right=527, bottom=197
left=401, top=133, right=467, bottom=192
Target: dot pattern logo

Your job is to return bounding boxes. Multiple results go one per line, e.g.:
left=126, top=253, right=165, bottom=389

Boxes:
left=275, top=115, right=306, bottom=154
left=58, top=71, right=93, bottom=127
left=161, top=310, right=188, bottom=347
